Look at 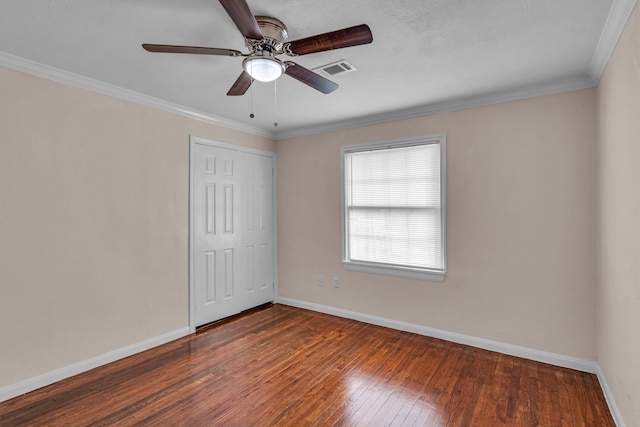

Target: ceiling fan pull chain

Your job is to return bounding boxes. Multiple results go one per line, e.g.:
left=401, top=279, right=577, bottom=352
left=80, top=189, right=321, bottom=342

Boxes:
left=273, top=79, right=278, bottom=128
left=249, top=78, right=255, bottom=119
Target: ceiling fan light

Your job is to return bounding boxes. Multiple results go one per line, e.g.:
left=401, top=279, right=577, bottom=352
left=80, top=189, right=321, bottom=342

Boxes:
left=243, top=56, right=285, bottom=82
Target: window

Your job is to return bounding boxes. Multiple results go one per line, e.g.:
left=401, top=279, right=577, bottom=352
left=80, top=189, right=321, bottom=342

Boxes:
left=341, top=134, right=446, bottom=281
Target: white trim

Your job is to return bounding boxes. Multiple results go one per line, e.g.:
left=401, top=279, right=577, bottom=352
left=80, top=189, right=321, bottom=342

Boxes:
left=0, top=51, right=274, bottom=140
left=342, top=262, right=445, bottom=282
left=340, top=134, right=447, bottom=282
left=596, top=365, right=627, bottom=427
left=0, top=44, right=620, bottom=143
left=188, top=135, right=278, bottom=332
left=189, top=138, right=197, bottom=334
left=190, top=135, right=276, bottom=157
left=1, top=301, right=624, bottom=425
left=277, top=0, right=638, bottom=142
left=276, top=76, right=594, bottom=140
left=283, top=295, right=629, bottom=424
left=275, top=297, right=597, bottom=373
left=0, top=327, right=190, bottom=403
left=2, top=0, right=634, bottom=143
left=588, top=0, right=639, bottom=83
left=0, top=50, right=596, bottom=143
left=272, top=155, right=279, bottom=300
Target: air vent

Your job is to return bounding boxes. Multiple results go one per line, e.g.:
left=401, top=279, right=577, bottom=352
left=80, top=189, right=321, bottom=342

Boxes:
left=313, top=60, right=357, bottom=77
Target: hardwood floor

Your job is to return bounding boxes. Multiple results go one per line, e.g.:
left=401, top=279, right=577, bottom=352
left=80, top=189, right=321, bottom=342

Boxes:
left=0, top=304, right=614, bottom=426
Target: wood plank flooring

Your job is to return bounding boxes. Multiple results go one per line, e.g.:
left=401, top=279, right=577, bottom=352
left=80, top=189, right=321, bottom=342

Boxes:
left=0, top=304, right=614, bottom=426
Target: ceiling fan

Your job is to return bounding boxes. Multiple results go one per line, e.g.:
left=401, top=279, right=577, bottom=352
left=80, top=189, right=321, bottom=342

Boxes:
left=142, top=0, right=373, bottom=96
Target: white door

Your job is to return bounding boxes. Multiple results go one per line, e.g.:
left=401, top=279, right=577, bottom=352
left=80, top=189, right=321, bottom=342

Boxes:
left=191, top=140, right=275, bottom=327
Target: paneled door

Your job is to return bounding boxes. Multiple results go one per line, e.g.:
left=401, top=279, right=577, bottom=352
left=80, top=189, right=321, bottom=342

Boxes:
left=191, top=139, right=275, bottom=327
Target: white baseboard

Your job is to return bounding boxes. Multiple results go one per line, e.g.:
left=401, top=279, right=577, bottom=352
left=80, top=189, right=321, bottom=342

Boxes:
left=2, top=305, right=625, bottom=427
left=0, top=326, right=191, bottom=403
left=277, top=297, right=633, bottom=425
left=276, top=297, right=597, bottom=373
left=596, top=365, right=627, bottom=427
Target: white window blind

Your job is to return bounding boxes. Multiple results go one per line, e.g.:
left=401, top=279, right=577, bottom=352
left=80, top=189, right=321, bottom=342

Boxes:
left=342, top=136, right=446, bottom=281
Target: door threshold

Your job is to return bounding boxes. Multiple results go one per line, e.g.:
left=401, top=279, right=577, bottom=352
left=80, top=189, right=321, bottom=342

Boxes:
left=195, top=302, right=274, bottom=334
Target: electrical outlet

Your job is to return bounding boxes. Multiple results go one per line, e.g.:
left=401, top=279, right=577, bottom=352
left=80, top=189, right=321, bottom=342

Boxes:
left=317, top=276, right=325, bottom=287
left=333, top=277, right=340, bottom=288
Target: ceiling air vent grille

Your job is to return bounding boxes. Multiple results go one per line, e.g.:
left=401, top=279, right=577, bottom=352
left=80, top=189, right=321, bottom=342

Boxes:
left=313, top=60, right=357, bottom=77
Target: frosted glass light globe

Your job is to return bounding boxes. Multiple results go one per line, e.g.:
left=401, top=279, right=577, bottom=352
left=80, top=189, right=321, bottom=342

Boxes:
left=243, top=57, right=285, bottom=82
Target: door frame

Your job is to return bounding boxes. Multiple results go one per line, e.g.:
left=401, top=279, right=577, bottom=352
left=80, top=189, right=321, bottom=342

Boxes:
left=189, top=135, right=278, bottom=332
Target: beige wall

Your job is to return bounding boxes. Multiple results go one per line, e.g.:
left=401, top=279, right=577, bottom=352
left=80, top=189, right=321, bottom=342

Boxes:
left=8, top=19, right=638, bottom=418
left=0, top=66, right=274, bottom=388
left=597, top=3, right=640, bottom=426
left=277, top=89, right=598, bottom=360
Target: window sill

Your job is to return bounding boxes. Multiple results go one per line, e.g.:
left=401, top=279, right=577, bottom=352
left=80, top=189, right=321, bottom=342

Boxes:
left=342, top=261, right=446, bottom=282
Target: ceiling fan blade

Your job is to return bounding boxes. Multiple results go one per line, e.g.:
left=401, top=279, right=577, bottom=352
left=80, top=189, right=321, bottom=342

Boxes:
left=227, top=71, right=253, bottom=96
left=284, top=62, right=338, bottom=94
left=219, top=0, right=263, bottom=40
left=142, top=44, right=242, bottom=56
left=287, top=24, right=373, bottom=56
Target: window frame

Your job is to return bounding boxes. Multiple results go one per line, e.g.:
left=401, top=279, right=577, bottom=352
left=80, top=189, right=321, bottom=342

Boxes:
left=340, top=134, right=447, bottom=282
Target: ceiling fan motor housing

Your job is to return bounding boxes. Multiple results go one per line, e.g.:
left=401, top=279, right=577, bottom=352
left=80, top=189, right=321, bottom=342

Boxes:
left=252, top=16, right=288, bottom=52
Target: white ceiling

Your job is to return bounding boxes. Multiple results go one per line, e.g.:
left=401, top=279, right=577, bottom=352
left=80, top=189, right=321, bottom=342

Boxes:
left=0, top=0, right=628, bottom=139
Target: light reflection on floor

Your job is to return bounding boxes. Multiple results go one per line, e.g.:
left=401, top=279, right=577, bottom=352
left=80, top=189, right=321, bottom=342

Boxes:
left=343, top=372, right=443, bottom=426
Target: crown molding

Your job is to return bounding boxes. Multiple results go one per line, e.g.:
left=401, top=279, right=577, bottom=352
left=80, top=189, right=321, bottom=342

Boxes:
left=588, top=0, right=638, bottom=83
left=277, top=0, right=638, bottom=141
left=0, top=51, right=275, bottom=140
left=275, top=75, right=595, bottom=140
left=5, top=0, right=634, bottom=146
